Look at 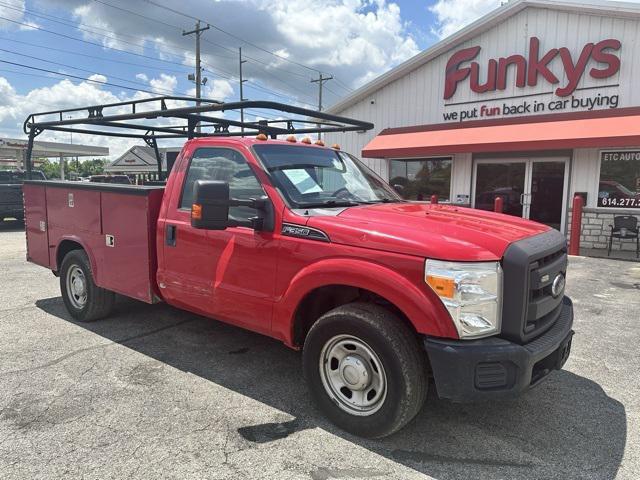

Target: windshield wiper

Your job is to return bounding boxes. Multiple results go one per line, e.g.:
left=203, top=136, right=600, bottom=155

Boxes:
left=360, top=198, right=404, bottom=204
left=297, top=200, right=361, bottom=208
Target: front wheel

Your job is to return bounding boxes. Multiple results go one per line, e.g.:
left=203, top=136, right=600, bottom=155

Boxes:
left=60, top=250, right=115, bottom=322
left=303, top=303, right=428, bottom=438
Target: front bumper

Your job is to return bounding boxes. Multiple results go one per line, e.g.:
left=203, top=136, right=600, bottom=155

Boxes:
left=424, top=297, right=574, bottom=402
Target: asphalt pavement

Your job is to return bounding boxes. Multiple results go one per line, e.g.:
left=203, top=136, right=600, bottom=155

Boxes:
left=0, top=220, right=638, bottom=479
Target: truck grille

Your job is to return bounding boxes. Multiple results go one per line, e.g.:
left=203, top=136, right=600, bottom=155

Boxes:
left=501, top=229, right=568, bottom=344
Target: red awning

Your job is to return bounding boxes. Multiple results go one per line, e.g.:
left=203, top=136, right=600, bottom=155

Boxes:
left=362, top=108, right=640, bottom=158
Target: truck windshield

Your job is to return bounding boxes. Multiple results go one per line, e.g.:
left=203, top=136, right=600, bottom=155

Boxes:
left=253, top=144, right=401, bottom=208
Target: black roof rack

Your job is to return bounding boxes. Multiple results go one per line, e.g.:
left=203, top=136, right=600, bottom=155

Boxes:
left=23, top=96, right=374, bottom=180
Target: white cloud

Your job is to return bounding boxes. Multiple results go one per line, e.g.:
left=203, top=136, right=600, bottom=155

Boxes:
left=0, top=76, right=189, bottom=158
left=18, top=20, right=40, bottom=30
left=429, top=0, right=502, bottom=39
left=0, top=0, right=25, bottom=26
left=149, top=73, right=177, bottom=94
left=266, top=0, right=419, bottom=85
left=87, top=73, right=107, bottom=84
left=136, top=73, right=149, bottom=82
left=205, top=79, right=234, bottom=101
left=47, top=0, right=418, bottom=101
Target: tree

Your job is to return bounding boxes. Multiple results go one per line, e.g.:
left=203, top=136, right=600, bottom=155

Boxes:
left=37, top=158, right=61, bottom=179
left=34, top=158, right=108, bottom=179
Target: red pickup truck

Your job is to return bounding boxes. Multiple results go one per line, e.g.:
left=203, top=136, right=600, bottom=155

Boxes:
left=22, top=98, right=573, bottom=438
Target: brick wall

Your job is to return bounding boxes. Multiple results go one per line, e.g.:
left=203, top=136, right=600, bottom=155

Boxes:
left=567, top=208, right=640, bottom=251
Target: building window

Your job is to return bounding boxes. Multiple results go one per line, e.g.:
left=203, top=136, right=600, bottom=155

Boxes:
left=389, top=157, right=452, bottom=201
left=598, top=151, right=640, bottom=209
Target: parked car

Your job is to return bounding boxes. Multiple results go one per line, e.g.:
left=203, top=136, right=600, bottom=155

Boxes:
left=0, top=169, right=46, bottom=222
left=89, top=174, right=132, bottom=184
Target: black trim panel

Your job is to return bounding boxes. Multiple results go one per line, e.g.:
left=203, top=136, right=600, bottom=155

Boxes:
left=501, top=228, right=567, bottom=344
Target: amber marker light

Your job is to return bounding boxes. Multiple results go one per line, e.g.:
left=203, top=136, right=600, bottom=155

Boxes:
left=191, top=203, right=203, bottom=221
left=425, top=275, right=455, bottom=299
left=314, top=139, right=325, bottom=146
left=256, top=133, right=268, bottom=140
left=301, top=137, right=312, bottom=144
left=332, top=144, right=341, bottom=150
left=286, top=135, right=297, bottom=142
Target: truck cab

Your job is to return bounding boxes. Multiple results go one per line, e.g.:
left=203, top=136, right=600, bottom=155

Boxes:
left=22, top=97, right=574, bottom=438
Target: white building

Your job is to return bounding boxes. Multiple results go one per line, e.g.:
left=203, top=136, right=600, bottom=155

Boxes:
left=105, top=146, right=182, bottom=177
left=326, top=0, right=640, bottom=256
left=0, top=137, right=108, bottom=177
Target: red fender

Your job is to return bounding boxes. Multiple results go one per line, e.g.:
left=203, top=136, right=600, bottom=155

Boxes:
left=272, top=258, right=458, bottom=347
left=53, top=234, right=99, bottom=279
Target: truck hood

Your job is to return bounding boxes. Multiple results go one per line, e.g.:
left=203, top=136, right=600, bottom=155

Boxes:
left=306, top=203, right=550, bottom=261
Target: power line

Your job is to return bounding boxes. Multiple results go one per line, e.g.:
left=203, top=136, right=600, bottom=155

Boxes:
left=0, top=0, right=204, bottom=63
left=83, top=0, right=322, bottom=92
left=91, top=0, right=184, bottom=31
left=0, top=0, right=154, bottom=46
left=142, top=0, right=357, bottom=96
left=0, top=59, right=165, bottom=95
left=1, top=2, right=326, bottom=108
left=2, top=0, right=354, bottom=102
left=142, top=0, right=325, bottom=74
left=244, top=60, right=316, bottom=102
left=0, top=65, right=282, bottom=122
left=0, top=36, right=192, bottom=75
left=0, top=47, right=179, bottom=95
left=0, top=16, right=194, bottom=70
left=0, top=9, right=326, bottom=118
left=332, top=77, right=354, bottom=93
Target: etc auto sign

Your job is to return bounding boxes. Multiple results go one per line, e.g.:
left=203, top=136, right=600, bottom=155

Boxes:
left=442, top=37, right=621, bottom=122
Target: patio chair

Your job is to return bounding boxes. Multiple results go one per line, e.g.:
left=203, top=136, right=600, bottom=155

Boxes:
left=607, top=215, right=639, bottom=258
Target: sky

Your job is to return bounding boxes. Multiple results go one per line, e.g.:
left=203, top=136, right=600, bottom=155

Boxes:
left=0, top=0, right=506, bottom=156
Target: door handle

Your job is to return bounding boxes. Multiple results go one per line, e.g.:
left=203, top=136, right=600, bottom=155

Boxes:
left=520, top=193, right=525, bottom=206
left=165, top=224, right=177, bottom=247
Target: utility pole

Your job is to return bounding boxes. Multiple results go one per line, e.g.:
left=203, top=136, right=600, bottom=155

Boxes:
left=239, top=47, right=247, bottom=135
left=183, top=20, right=210, bottom=133
left=311, top=73, right=333, bottom=139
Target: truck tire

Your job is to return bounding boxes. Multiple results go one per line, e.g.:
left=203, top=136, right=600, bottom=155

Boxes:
left=60, top=250, right=115, bottom=322
left=303, top=302, right=428, bottom=438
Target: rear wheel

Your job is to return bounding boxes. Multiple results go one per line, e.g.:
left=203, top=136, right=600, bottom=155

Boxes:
left=303, top=302, right=428, bottom=438
left=60, top=250, right=114, bottom=322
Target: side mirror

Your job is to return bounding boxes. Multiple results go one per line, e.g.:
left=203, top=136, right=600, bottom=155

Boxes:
left=191, top=180, right=230, bottom=230
left=190, top=180, right=274, bottom=231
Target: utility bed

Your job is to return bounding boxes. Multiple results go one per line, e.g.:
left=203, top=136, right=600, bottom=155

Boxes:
left=23, top=180, right=165, bottom=303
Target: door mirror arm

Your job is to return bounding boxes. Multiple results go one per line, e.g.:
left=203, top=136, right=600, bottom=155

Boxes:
left=228, top=197, right=269, bottom=210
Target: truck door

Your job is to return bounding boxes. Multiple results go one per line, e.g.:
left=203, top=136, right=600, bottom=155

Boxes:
left=159, top=147, right=277, bottom=335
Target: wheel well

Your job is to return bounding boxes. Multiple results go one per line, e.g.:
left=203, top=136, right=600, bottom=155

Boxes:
left=292, top=285, right=417, bottom=347
left=56, top=240, right=84, bottom=272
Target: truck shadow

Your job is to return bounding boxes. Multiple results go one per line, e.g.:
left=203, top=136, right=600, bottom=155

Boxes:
left=36, top=296, right=626, bottom=480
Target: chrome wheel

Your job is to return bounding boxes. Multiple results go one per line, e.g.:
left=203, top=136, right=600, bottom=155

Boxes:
left=319, top=335, right=387, bottom=416
left=66, top=265, right=87, bottom=309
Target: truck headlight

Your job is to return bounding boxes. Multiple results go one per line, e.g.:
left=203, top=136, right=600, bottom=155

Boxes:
left=425, top=260, right=502, bottom=339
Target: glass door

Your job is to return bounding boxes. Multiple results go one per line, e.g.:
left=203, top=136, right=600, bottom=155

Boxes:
left=473, top=157, right=569, bottom=232
left=528, top=160, right=568, bottom=231
left=473, top=161, right=527, bottom=217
